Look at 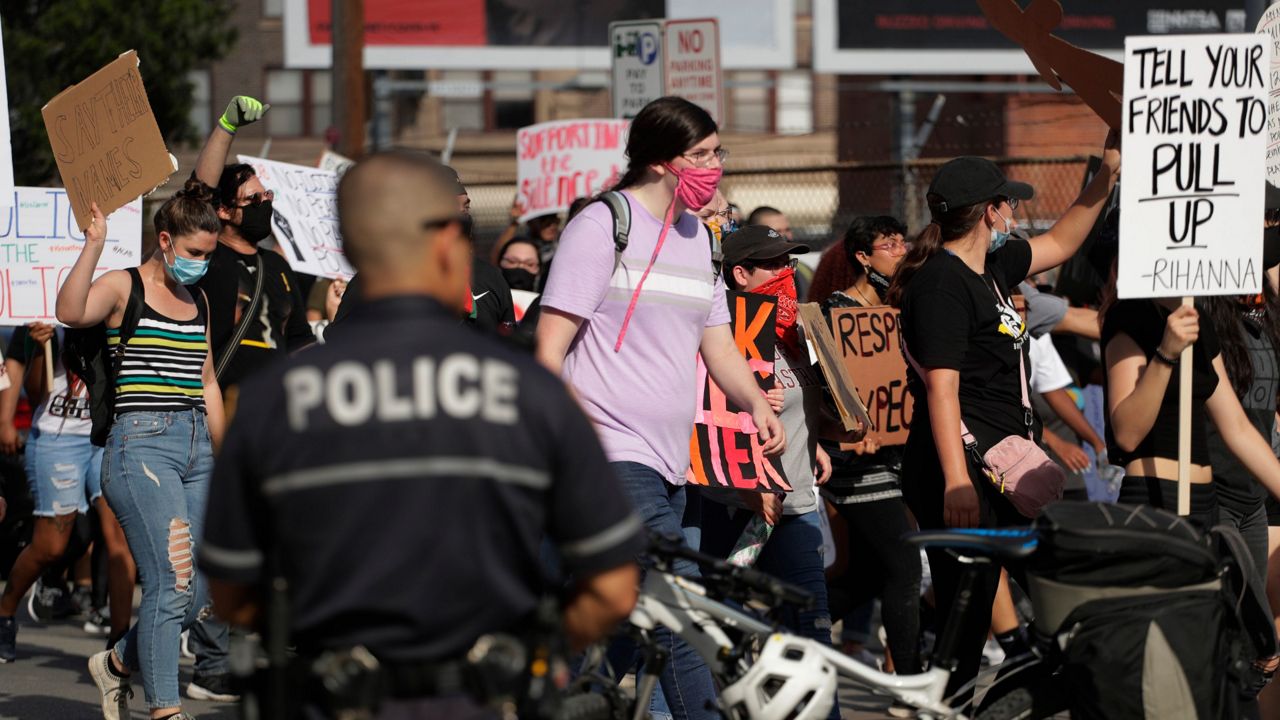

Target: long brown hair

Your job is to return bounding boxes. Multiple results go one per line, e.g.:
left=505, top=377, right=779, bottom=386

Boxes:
left=154, top=179, right=220, bottom=238
left=884, top=195, right=986, bottom=307
left=1204, top=288, right=1280, bottom=398
left=612, top=96, right=717, bottom=192
left=806, top=244, right=858, bottom=304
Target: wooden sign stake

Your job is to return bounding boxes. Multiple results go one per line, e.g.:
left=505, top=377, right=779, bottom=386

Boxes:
left=1177, top=296, right=1192, bottom=517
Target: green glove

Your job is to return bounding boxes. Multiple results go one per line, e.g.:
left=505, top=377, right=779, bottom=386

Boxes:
left=219, top=96, right=270, bottom=134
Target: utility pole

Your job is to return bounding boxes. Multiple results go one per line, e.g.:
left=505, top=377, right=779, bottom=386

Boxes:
left=332, top=0, right=366, bottom=158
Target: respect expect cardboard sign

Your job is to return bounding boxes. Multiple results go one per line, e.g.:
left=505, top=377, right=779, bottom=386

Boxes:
left=516, top=119, right=627, bottom=223
left=42, top=51, right=173, bottom=233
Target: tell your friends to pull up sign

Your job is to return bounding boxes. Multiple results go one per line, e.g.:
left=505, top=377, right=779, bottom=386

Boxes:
left=1119, top=34, right=1270, bottom=299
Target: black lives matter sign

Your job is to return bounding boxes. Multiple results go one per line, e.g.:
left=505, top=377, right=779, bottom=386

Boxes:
left=1119, top=34, right=1270, bottom=298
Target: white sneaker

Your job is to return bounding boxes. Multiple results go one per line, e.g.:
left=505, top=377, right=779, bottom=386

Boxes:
left=180, top=629, right=194, bottom=659
left=87, top=649, right=132, bottom=720
left=982, top=637, right=1006, bottom=667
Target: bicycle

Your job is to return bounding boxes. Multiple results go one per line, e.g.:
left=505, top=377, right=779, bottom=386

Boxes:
left=568, top=528, right=1048, bottom=720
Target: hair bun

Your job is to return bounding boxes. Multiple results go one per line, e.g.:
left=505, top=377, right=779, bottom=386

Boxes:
left=176, top=179, right=215, bottom=205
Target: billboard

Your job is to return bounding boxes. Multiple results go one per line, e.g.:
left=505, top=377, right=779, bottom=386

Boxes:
left=814, top=0, right=1248, bottom=74
left=283, top=0, right=794, bottom=69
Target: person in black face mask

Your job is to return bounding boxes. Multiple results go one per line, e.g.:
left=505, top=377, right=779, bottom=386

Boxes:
left=497, top=236, right=542, bottom=291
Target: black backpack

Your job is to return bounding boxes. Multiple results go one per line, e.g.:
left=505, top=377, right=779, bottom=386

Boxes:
left=62, top=268, right=145, bottom=447
left=1027, top=501, right=1276, bottom=720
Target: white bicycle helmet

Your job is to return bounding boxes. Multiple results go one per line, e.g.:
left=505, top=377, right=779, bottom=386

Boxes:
left=719, top=634, right=837, bottom=720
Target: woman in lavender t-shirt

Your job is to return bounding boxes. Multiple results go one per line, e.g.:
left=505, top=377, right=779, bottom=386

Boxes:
left=536, top=97, right=784, bottom=719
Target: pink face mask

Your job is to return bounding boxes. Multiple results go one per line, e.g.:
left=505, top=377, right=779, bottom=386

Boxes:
left=664, top=163, right=722, bottom=210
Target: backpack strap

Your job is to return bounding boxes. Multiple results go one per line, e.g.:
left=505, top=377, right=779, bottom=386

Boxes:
left=113, top=268, right=146, bottom=370
left=600, top=191, right=631, bottom=274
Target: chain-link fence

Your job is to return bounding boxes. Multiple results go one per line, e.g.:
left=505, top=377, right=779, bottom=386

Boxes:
left=467, top=155, right=1093, bottom=253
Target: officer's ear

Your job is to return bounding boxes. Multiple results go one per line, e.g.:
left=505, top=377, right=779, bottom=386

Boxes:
left=429, top=218, right=470, bottom=311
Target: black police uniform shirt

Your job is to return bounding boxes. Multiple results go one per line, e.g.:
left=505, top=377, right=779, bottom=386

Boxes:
left=198, top=295, right=644, bottom=663
left=195, top=244, right=315, bottom=387
left=332, top=262, right=516, bottom=334
left=901, top=239, right=1038, bottom=461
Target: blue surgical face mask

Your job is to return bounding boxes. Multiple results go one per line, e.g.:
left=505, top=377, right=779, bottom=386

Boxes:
left=989, top=209, right=1013, bottom=254
left=163, top=245, right=209, bottom=285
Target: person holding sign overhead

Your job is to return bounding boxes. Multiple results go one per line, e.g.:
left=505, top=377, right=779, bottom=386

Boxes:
left=884, top=132, right=1119, bottom=701
left=56, top=184, right=225, bottom=720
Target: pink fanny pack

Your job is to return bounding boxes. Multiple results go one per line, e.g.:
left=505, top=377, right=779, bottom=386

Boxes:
left=902, top=287, right=1064, bottom=518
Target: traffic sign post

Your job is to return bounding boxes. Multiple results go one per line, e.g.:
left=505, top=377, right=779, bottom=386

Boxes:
left=610, top=20, right=664, bottom=119
left=663, top=18, right=723, bottom=123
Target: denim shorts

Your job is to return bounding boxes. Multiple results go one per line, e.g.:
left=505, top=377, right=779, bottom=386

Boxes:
left=24, top=425, right=102, bottom=517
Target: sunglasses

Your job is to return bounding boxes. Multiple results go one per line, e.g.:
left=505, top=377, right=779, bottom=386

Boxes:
left=232, top=189, right=275, bottom=208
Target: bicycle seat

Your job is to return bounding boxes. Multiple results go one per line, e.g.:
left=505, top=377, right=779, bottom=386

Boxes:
left=905, top=528, right=1038, bottom=560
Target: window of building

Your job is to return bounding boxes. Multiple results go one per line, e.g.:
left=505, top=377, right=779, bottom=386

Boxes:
left=730, top=71, right=770, bottom=133
left=435, top=70, right=485, bottom=131
left=776, top=71, right=813, bottom=135
left=265, top=68, right=333, bottom=137
left=187, top=70, right=212, bottom=138
left=491, top=70, right=535, bottom=129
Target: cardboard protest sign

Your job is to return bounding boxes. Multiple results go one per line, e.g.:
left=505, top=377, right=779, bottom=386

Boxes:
left=798, top=302, right=872, bottom=434
left=0, top=187, right=142, bottom=325
left=978, top=0, right=1123, bottom=130
left=42, top=51, right=174, bottom=233
left=1118, top=34, right=1270, bottom=299
left=1256, top=5, right=1280, bottom=185
left=237, top=155, right=354, bottom=279
left=828, top=306, right=913, bottom=446
left=516, top=119, right=627, bottom=223
left=0, top=20, right=15, bottom=212
left=687, top=291, right=792, bottom=493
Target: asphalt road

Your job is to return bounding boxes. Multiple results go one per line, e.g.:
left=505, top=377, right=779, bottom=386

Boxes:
left=0, top=602, right=903, bottom=719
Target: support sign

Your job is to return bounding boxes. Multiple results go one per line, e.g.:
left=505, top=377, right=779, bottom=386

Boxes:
left=1119, top=34, right=1270, bottom=299
left=609, top=18, right=721, bottom=123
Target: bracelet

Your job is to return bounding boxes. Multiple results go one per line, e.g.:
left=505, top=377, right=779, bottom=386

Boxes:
left=1153, top=348, right=1180, bottom=366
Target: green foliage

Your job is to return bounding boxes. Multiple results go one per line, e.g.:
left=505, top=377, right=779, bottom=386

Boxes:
left=1, top=0, right=236, bottom=186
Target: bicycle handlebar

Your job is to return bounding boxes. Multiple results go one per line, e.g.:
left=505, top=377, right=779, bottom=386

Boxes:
left=645, top=532, right=814, bottom=611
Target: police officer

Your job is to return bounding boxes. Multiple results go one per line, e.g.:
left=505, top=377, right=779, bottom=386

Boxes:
left=198, top=151, right=644, bottom=719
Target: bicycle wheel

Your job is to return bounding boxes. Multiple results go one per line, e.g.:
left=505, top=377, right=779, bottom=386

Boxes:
left=555, top=692, right=616, bottom=720
left=974, top=671, right=1068, bottom=720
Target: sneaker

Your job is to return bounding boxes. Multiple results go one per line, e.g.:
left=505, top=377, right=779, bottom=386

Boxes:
left=981, top=636, right=1006, bottom=667
left=88, top=649, right=132, bottom=720
left=83, top=607, right=111, bottom=636
left=187, top=672, right=240, bottom=702
left=26, top=579, right=74, bottom=623
left=71, top=585, right=94, bottom=616
left=180, top=629, right=194, bottom=659
left=0, top=616, right=16, bottom=662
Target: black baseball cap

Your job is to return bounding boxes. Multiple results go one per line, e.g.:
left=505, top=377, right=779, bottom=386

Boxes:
left=721, top=225, right=811, bottom=267
left=442, top=165, right=467, bottom=196
left=927, top=157, right=1034, bottom=214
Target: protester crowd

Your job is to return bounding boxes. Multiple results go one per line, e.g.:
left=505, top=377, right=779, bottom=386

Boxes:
left=3, top=89, right=1280, bottom=720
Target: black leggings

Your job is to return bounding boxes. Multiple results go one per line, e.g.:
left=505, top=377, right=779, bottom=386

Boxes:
left=902, top=447, right=1028, bottom=702
left=827, top=498, right=923, bottom=674
left=1116, top=475, right=1218, bottom=529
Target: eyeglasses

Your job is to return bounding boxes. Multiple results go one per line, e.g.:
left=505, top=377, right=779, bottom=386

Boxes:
left=500, top=257, right=540, bottom=272
left=233, top=189, right=275, bottom=208
left=871, top=239, right=910, bottom=254
left=747, top=257, right=798, bottom=273
left=682, top=147, right=729, bottom=167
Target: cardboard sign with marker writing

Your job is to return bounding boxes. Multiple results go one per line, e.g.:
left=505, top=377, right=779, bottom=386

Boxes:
left=687, top=291, right=791, bottom=493
left=42, top=51, right=173, bottom=233
left=1118, top=33, right=1270, bottom=299
left=1256, top=5, right=1280, bottom=186
left=978, top=0, right=1123, bottom=129
left=798, top=302, right=872, bottom=434
left=828, top=306, right=913, bottom=446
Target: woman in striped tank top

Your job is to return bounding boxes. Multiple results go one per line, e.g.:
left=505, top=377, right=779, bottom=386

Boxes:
left=57, top=181, right=225, bottom=720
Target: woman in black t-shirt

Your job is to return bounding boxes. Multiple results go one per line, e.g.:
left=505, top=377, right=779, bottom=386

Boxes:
left=885, top=136, right=1119, bottom=699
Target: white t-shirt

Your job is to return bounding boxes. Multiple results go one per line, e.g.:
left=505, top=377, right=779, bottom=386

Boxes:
left=33, top=331, right=92, bottom=436
left=1028, top=334, right=1073, bottom=395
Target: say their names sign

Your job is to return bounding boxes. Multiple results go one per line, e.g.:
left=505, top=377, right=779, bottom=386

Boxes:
left=1119, top=34, right=1270, bottom=298
left=829, top=306, right=913, bottom=446
left=663, top=18, right=722, bottom=124
left=516, top=119, right=628, bottom=223
left=42, top=51, right=173, bottom=233
left=688, top=291, right=791, bottom=493
left=0, top=187, right=142, bottom=325
left=237, top=155, right=353, bottom=279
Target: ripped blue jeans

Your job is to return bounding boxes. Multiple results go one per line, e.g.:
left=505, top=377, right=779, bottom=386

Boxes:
left=102, top=410, right=213, bottom=709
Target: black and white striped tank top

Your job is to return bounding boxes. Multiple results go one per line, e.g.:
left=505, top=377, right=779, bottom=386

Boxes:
left=108, top=302, right=208, bottom=414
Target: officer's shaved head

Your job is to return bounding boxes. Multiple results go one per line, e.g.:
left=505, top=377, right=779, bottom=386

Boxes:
left=338, top=151, right=468, bottom=309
